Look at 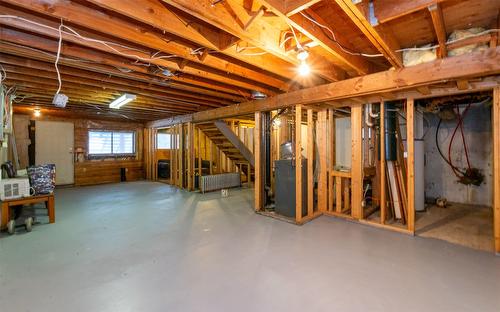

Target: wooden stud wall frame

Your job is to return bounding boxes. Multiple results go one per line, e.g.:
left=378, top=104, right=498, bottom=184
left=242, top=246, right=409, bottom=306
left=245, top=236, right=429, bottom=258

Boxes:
left=146, top=91, right=499, bottom=253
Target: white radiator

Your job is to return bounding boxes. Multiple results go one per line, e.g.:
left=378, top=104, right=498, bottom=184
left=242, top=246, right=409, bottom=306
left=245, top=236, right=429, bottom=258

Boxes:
left=200, top=173, right=241, bottom=193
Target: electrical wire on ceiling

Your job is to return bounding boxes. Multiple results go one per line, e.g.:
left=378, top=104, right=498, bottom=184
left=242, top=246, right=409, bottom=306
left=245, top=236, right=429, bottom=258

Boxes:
left=54, top=19, right=64, bottom=95
left=299, top=11, right=500, bottom=57
left=285, top=19, right=303, bottom=50
left=0, top=15, right=178, bottom=67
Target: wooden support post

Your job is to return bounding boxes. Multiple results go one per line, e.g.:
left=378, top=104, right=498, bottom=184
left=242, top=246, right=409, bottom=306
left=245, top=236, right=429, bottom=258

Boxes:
left=187, top=123, right=194, bottom=191
left=169, top=128, right=174, bottom=184
left=305, top=110, right=314, bottom=214
left=380, top=102, right=387, bottom=224
left=172, top=127, right=177, bottom=186
left=295, top=105, right=303, bottom=223
left=178, top=124, right=184, bottom=188
left=406, top=98, right=415, bottom=233
left=318, top=110, right=328, bottom=212
left=351, top=104, right=363, bottom=219
left=254, top=112, right=264, bottom=211
left=180, top=124, right=183, bottom=187
left=209, top=139, right=213, bottom=175
left=328, top=110, right=335, bottom=212
left=198, top=128, right=202, bottom=183
left=152, top=129, right=158, bottom=181
left=493, top=87, right=500, bottom=254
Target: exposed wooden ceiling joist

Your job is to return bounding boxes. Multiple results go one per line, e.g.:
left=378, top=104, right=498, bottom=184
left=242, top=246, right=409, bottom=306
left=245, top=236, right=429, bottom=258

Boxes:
left=1, top=0, right=286, bottom=94
left=261, top=1, right=376, bottom=75
left=373, top=0, right=448, bottom=24
left=333, top=0, right=403, bottom=68
left=163, top=0, right=344, bottom=83
left=428, top=3, right=448, bottom=58
left=84, top=0, right=300, bottom=83
left=284, top=0, right=323, bottom=17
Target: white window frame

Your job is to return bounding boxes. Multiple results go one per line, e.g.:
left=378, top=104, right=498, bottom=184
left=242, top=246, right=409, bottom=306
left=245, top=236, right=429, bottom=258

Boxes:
left=88, top=130, right=136, bottom=157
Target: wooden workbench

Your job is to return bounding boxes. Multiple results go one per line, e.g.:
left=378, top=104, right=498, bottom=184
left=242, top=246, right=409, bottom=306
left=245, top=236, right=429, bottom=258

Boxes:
left=1, top=194, right=55, bottom=230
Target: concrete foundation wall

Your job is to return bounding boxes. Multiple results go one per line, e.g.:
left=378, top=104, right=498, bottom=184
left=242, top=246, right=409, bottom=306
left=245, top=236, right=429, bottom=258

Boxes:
left=423, top=103, right=492, bottom=206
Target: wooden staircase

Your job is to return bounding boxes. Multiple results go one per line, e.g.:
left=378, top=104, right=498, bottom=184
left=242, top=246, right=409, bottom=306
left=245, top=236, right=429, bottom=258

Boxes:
left=197, top=121, right=254, bottom=182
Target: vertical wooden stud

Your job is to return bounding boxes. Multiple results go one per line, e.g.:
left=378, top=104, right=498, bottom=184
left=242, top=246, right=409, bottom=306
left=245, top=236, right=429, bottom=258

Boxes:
left=187, top=123, right=193, bottom=191
left=493, top=87, right=500, bottom=254
left=307, top=109, right=314, bottom=216
left=209, top=139, right=213, bottom=175
left=318, top=110, right=328, bottom=212
left=335, top=176, right=342, bottom=213
left=380, top=102, right=387, bottom=224
left=351, top=104, right=363, bottom=219
left=295, top=105, right=303, bottom=222
left=198, top=128, right=202, bottom=185
left=407, top=98, right=415, bottom=233
left=328, top=110, right=335, bottom=212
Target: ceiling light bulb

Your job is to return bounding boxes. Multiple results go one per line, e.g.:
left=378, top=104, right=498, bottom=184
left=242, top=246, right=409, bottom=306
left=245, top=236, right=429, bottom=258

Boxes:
left=298, top=61, right=310, bottom=76
left=297, top=48, right=309, bottom=61
left=33, top=109, right=41, bottom=117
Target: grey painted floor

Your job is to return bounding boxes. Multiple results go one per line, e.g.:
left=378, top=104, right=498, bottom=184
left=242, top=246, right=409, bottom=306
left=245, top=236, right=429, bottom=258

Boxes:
left=0, top=181, right=499, bottom=312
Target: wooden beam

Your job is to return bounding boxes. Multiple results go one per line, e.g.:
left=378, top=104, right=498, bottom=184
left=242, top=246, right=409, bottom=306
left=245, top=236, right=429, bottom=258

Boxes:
left=0, top=29, right=253, bottom=98
left=261, top=1, right=373, bottom=75
left=351, top=104, right=363, bottom=219
left=164, top=0, right=342, bottom=82
left=456, top=79, right=470, bottom=91
left=334, top=0, right=403, bottom=68
left=406, top=98, right=415, bottom=233
left=2, top=1, right=284, bottom=93
left=84, top=0, right=298, bottom=82
left=243, top=6, right=266, bottom=30
left=493, top=87, right=500, bottom=254
left=285, top=0, right=323, bottom=16
left=428, top=3, right=448, bottom=58
left=147, top=47, right=500, bottom=127
left=374, top=0, right=448, bottom=24
left=295, top=105, right=303, bottom=222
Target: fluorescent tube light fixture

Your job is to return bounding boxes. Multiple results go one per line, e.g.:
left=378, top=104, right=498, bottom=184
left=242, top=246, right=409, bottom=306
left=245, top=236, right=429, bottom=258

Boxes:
left=109, top=93, right=136, bottom=109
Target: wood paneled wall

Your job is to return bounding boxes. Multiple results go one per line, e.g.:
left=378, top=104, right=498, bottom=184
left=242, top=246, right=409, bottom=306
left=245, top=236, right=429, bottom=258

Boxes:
left=13, top=114, right=145, bottom=186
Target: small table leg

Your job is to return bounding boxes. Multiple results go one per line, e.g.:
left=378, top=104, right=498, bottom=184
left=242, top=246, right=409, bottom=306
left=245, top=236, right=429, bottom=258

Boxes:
left=47, top=196, right=55, bottom=224
left=1, top=202, right=10, bottom=230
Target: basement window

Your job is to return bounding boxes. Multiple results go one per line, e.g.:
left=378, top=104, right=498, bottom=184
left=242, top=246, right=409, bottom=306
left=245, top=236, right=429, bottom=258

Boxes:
left=88, top=130, right=136, bottom=156
left=157, top=133, right=172, bottom=149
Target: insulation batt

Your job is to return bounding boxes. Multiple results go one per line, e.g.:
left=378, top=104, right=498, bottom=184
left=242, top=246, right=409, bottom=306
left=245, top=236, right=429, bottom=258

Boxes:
left=403, top=27, right=489, bottom=66
left=403, top=44, right=437, bottom=67
left=447, top=27, right=488, bottom=56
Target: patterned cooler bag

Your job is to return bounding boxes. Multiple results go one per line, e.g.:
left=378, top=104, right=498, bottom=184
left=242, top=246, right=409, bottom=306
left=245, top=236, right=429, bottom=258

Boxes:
left=27, top=164, right=56, bottom=195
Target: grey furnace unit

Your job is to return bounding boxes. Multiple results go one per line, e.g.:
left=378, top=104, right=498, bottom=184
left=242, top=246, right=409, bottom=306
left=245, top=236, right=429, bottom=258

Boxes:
left=274, top=159, right=308, bottom=218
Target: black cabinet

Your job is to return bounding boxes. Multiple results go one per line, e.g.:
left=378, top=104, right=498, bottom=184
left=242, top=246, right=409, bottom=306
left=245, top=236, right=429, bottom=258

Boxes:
left=274, top=159, right=308, bottom=218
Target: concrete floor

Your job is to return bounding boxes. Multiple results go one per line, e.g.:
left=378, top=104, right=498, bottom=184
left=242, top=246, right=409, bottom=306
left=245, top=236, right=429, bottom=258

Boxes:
left=416, top=203, right=494, bottom=252
left=0, top=182, right=499, bottom=312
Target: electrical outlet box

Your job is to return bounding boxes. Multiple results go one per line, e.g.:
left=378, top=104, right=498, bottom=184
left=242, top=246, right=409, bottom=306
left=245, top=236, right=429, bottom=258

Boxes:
left=52, top=93, right=68, bottom=108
